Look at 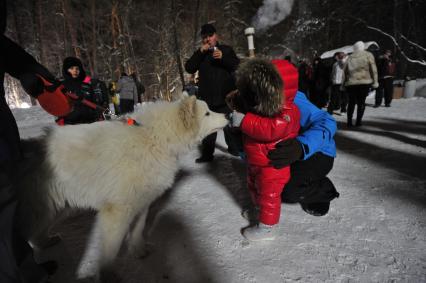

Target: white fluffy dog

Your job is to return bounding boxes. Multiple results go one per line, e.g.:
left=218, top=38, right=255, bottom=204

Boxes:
left=16, top=95, right=228, bottom=279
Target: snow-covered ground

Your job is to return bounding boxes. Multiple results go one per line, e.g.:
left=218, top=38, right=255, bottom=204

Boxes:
left=12, top=96, right=426, bottom=283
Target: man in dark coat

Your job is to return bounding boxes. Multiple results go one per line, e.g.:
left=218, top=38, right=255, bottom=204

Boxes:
left=1, top=1, right=57, bottom=281
left=185, top=23, right=240, bottom=163
left=374, top=49, right=396, bottom=108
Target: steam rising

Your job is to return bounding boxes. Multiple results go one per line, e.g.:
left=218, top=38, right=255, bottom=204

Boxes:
left=252, top=0, right=295, bottom=33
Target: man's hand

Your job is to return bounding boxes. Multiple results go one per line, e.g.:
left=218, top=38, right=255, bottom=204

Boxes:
left=268, top=139, right=304, bottom=169
left=213, top=48, right=222, bottom=59
left=200, top=39, right=210, bottom=53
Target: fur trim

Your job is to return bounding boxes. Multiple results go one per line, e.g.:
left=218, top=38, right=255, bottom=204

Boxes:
left=236, top=58, right=283, bottom=117
left=353, top=41, right=365, bottom=52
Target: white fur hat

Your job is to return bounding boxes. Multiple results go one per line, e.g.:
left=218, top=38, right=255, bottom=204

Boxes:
left=353, top=41, right=365, bottom=52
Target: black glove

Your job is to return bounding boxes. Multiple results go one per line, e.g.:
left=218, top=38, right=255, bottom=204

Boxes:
left=268, top=138, right=304, bottom=169
left=44, top=80, right=62, bottom=92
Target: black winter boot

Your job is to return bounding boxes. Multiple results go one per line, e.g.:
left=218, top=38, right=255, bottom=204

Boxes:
left=347, top=111, right=353, bottom=127
left=347, top=118, right=353, bottom=127
left=356, top=105, right=365, bottom=127
left=300, top=177, right=339, bottom=216
left=301, top=202, right=330, bottom=216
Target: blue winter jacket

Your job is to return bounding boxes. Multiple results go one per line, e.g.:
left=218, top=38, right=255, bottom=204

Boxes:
left=294, top=91, right=337, bottom=160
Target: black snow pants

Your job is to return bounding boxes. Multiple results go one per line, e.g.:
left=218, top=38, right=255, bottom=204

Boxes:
left=346, top=84, right=370, bottom=126
left=282, top=153, right=339, bottom=204
left=375, top=77, right=394, bottom=106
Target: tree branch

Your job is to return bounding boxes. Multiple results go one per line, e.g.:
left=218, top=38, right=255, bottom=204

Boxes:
left=350, top=17, right=426, bottom=67
left=399, top=34, right=426, bottom=53
left=365, top=25, right=426, bottom=66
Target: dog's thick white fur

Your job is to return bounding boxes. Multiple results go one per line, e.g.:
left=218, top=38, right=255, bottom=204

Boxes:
left=17, top=96, right=228, bottom=279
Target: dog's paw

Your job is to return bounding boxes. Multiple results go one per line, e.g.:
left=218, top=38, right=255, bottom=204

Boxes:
left=76, top=260, right=99, bottom=280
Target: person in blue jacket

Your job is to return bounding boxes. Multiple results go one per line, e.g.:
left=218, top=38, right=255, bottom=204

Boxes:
left=268, top=91, right=339, bottom=216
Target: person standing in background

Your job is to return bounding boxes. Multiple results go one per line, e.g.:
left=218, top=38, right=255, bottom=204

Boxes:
left=328, top=52, right=347, bottom=114
left=374, top=49, right=396, bottom=108
left=342, top=41, right=378, bottom=127
left=117, top=72, right=138, bottom=114
left=185, top=23, right=240, bottom=163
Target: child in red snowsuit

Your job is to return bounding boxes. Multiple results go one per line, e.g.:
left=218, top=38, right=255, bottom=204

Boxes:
left=229, top=59, right=300, bottom=241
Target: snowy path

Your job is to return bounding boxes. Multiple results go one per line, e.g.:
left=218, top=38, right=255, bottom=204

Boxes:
left=13, top=96, right=426, bottom=282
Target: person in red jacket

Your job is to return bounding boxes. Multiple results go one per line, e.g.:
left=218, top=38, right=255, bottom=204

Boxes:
left=228, top=59, right=300, bottom=241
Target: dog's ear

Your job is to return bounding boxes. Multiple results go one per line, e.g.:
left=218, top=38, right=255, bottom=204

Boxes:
left=179, top=95, right=197, bottom=129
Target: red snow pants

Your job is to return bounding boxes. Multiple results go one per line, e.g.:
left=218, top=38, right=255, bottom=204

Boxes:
left=247, top=165, right=290, bottom=225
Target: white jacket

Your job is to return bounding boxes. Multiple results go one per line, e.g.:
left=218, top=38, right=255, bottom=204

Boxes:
left=343, top=42, right=379, bottom=88
left=331, top=59, right=346, bottom=85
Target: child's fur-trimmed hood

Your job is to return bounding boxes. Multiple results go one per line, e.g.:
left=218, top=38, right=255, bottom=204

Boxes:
left=235, top=58, right=283, bottom=117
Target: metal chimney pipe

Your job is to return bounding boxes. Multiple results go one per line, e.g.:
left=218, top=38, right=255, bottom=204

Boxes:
left=244, top=27, right=255, bottom=58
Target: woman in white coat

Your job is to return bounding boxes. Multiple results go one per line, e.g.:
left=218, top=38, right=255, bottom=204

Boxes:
left=343, top=41, right=378, bottom=127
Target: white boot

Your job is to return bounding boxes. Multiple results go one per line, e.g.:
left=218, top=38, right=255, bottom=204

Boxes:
left=242, top=223, right=277, bottom=241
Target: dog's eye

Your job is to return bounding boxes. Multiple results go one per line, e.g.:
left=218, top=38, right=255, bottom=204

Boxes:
left=205, top=112, right=210, bottom=116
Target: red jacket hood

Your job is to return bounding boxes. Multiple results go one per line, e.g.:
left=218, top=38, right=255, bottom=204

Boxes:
left=271, top=59, right=298, bottom=105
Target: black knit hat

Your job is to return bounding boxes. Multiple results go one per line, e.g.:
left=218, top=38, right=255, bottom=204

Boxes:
left=200, top=23, right=216, bottom=36
left=62, top=56, right=86, bottom=81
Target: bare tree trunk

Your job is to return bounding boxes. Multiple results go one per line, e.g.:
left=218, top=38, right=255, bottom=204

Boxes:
left=79, top=19, right=93, bottom=74
left=9, top=1, right=23, bottom=44
left=90, top=0, right=98, bottom=75
left=31, top=0, right=48, bottom=106
left=122, top=7, right=139, bottom=79
left=172, top=0, right=185, bottom=88
left=61, top=1, right=69, bottom=57
left=121, top=2, right=133, bottom=75
left=34, top=0, right=48, bottom=64
left=62, top=0, right=81, bottom=58
left=111, top=1, right=122, bottom=80
left=53, top=1, right=64, bottom=76
left=192, top=0, right=200, bottom=50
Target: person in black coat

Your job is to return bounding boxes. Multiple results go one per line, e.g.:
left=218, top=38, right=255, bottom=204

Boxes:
left=185, top=23, right=240, bottom=162
left=1, top=1, right=57, bottom=281
left=374, top=49, right=396, bottom=108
